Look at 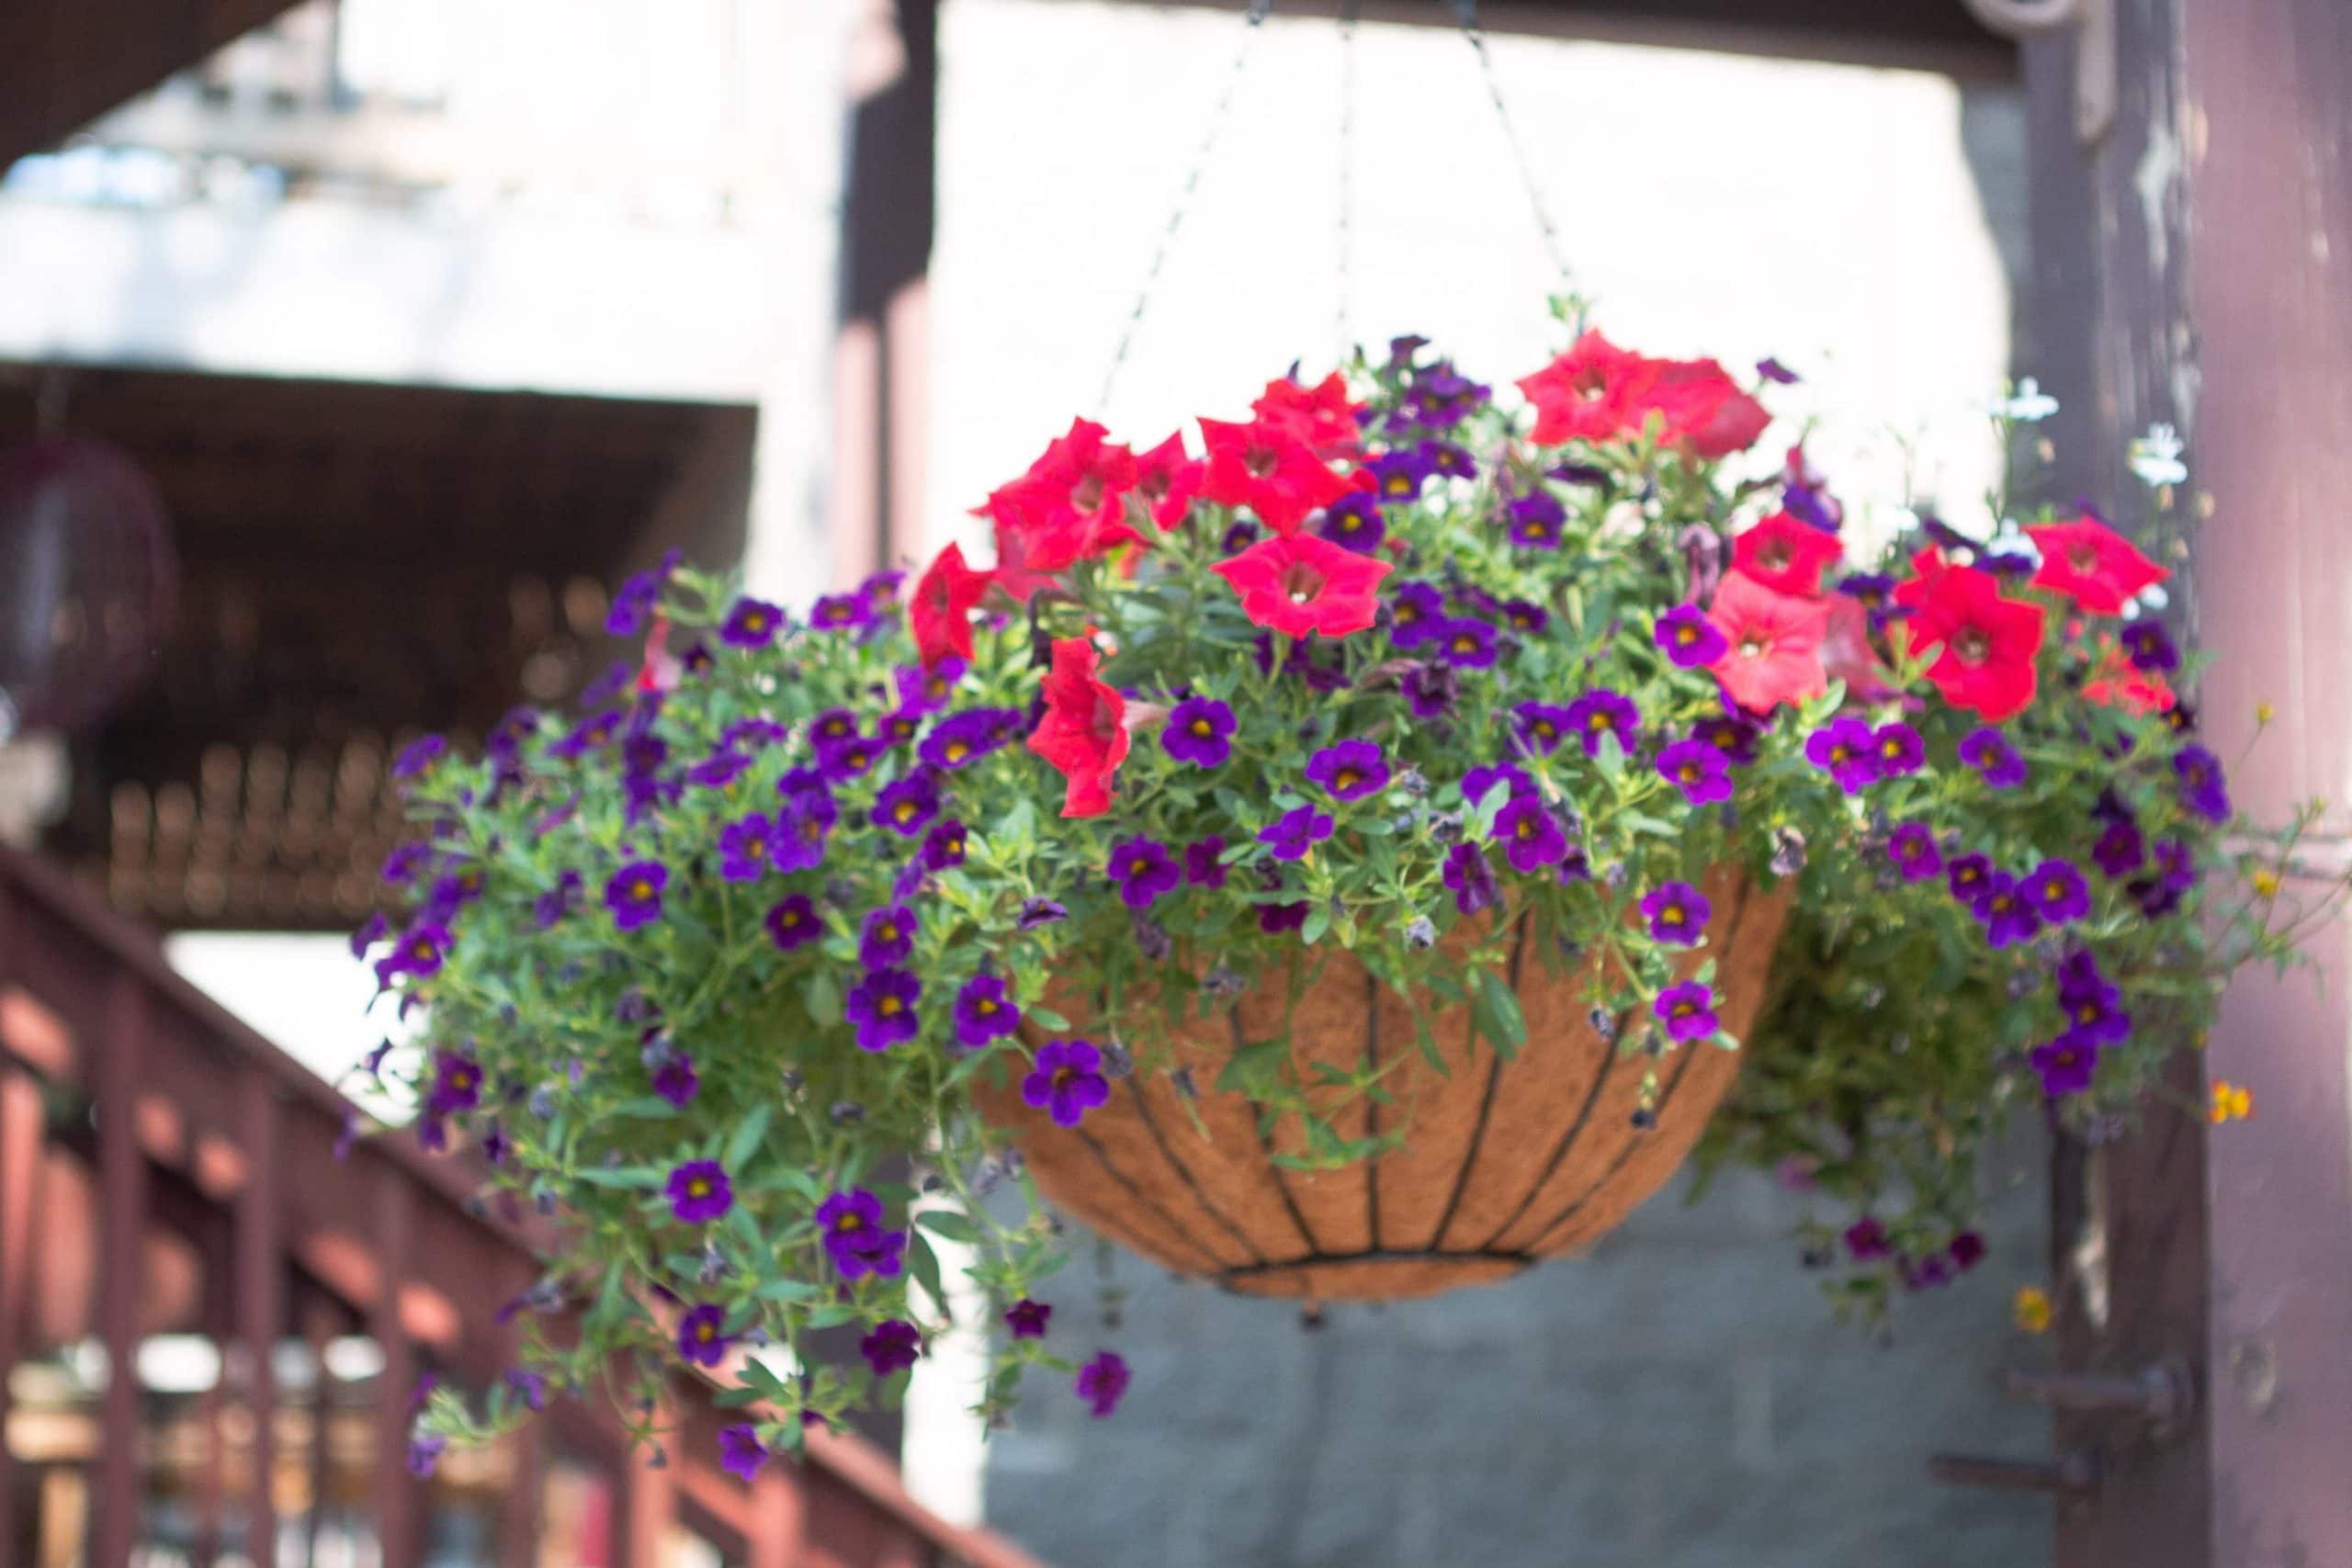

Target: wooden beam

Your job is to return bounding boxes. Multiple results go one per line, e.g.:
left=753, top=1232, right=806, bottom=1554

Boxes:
left=93, top=976, right=146, bottom=1568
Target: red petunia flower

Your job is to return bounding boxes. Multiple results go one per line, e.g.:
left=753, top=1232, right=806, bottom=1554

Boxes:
left=1704, top=570, right=1833, bottom=714
left=1516, top=331, right=1770, bottom=458
left=1133, top=433, right=1206, bottom=532
left=1819, top=595, right=1899, bottom=705
left=2024, top=517, right=2168, bottom=615
left=2081, top=636, right=2177, bottom=715
left=1026, top=637, right=1130, bottom=818
left=910, top=542, right=992, bottom=668
left=975, top=418, right=1143, bottom=600
left=1732, top=512, right=1844, bottom=597
left=1892, top=559, right=2048, bottom=721
left=1211, top=532, right=1393, bottom=640
left=1199, top=416, right=1353, bottom=535
left=1251, top=372, right=1362, bottom=458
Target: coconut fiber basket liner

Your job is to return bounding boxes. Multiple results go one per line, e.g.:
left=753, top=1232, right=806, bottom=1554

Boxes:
left=976, top=864, right=1791, bottom=1302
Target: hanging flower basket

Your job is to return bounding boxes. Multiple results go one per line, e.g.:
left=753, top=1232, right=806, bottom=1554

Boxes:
left=368, top=323, right=2320, bottom=1479
left=975, top=868, right=1786, bottom=1300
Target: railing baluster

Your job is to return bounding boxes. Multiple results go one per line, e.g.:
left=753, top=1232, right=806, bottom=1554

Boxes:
left=95, top=976, right=148, bottom=1568
left=0, top=1062, right=43, bottom=1557
left=748, top=1465, right=808, bottom=1568
left=624, top=1434, right=678, bottom=1568
left=238, top=1071, right=281, bottom=1567
left=373, top=1168, right=419, bottom=1568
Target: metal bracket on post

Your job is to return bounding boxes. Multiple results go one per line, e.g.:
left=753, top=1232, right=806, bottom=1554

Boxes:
left=1962, top=0, right=2117, bottom=145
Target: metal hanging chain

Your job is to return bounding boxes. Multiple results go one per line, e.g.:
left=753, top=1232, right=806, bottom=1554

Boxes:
left=1332, top=0, right=1360, bottom=367
left=1448, top=0, right=1576, bottom=289
left=1093, top=0, right=1275, bottom=416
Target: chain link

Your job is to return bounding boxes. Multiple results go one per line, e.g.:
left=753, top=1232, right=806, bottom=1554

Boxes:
left=1449, top=0, right=1576, bottom=288
left=1093, top=0, right=1275, bottom=417
left=1332, top=0, right=1360, bottom=367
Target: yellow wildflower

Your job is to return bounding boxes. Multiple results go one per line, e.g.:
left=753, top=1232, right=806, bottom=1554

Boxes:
left=2251, top=867, right=2281, bottom=899
left=2256, top=700, right=2277, bottom=725
left=2211, top=1081, right=2254, bottom=1123
left=2013, top=1286, right=2052, bottom=1335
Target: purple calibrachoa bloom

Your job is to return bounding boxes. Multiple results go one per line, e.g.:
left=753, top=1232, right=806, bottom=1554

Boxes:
left=874, top=708, right=922, bottom=749
left=677, top=1303, right=733, bottom=1368
left=718, top=1426, right=768, bottom=1483
left=1655, top=605, right=1729, bottom=668
left=921, top=707, right=1021, bottom=771
left=718, top=813, right=776, bottom=882
left=1804, top=716, right=1880, bottom=795
left=505, top=1368, right=546, bottom=1411
left=350, top=911, right=389, bottom=959
left=1106, top=837, right=1181, bottom=909
left=1949, top=1231, right=1987, bottom=1271
left=1387, top=581, right=1447, bottom=648
left=1887, top=823, right=1943, bottom=883
left=1655, top=981, right=1718, bottom=1042
left=1317, top=492, right=1386, bottom=553
left=1691, top=703, right=1765, bottom=765
left=1464, top=761, right=1536, bottom=807
left=1422, top=439, right=1476, bottom=479
left=1507, top=491, right=1566, bottom=549
left=773, top=793, right=836, bottom=874
left=652, top=1052, right=700, bottom=1109
left=1495, top=797, right=1569, bottom=873
left=1023, top=1040, right=1112, bottom=1128
left=1947, top=852, right=1994, bottom=905
left=1513, top=702, right=1574, bottom=756
left=1161, top=840, right=1220, bottom=894
left=1656, top=739, right=1734, bottom=806
left=2132, top=837, right=2199, bottom=917
left=1366, top=448, right=1433, bottom=501
left=1498, top=598, right=1549, bottom=635
left=1641, top=882, right=1711, bottom=946
left=2121, top=617, right=2179, bottom=672
left=381, top=840, right=432, bottom=885
left=1306, top=739, right=1390, bottom=802
left=809, top=592, right=873, bottom=633
left=818, top=736, right=881, bottom=782
left=922, top=818, right=968, bottom=870
left=2057, top=960, right=2132, bottom=1046
left=1163, top=696, right=1237, bottom=768
left=1434, top=617, right=1500, bottom=670
left=1259, top=898, right=1311, bottom=933
left=764, top=894, right=821, bottom=951
left=428, top=1052, right=483, bottom=1115
left=2030, top=1035, right=2098, bottom=1097
left=1972, top=874, right=2043, bottom=949
left=687, top=750, right=751, bottom=790
left=606, top=552, right=678, bottom=636
left=1844, top=1217, right=1893, bottom=1261
left=810, top=708, right=860, bottom=751
left=1871, top=722, right=1926, bottom=777
left=1076, top=1350, right=1132, bottom=1418
left=845, top=968, right=922, bottom=1051
left=872, top=773, right=941, bottom=837
left=2174, top=746, right=2231, bottom=823
left=954, top=974, right=1021, bottom=1048
left=383, top=920, right=453, bottom=982
left=1260, top=804, right=1334, bottom=862
left=1958, top=727, right=2027, bottom=789
left=2092, top=818, right=2146, bottom=879
left=605, top=862, right=669, bottom=931
left=1443, top=842, right=1498, bottom=915
left=1565, top=690, right=1640, bottom=759
left=722, top=716, right=791, bottom=750
left=860, top=1319, right=923, bottom=1377
left=859, top=905, right=917, bottom=968
left=406, top=1434, right=447, bottom=1478
left=667, top=1160, right=733, bottom=1225
left=1403, top=661, right=1456, bottom=718
left=1005, top=1299, right=1053, bottom=1339
left=816, top=1188, right=907, bottom=1280
left=1017, top=897, right=1068, bottom=929
left=2024, top=858, right=2091, bottom=923
left=721, top=596, right=784, bottom=649
left=390, top=734, right=446, bottom=779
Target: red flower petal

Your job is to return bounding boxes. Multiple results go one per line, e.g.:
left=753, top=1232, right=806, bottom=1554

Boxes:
left=1704, top=570, right=1832, bottom=714
left=1892, top=559, right=2048, bottom=721
left=1025, top=637, right=1130, bottom=818
left=910, top=542, right=991, bottom=668
left=1731, top=512, right=1844, bottom=598
left=1210, top=533, right=1393, bottom=640
left=1199, top=416, right=1352, bottom=535
left=1516, top=331, right=1770, bottom=458
left=2024, top=518, right=2167, bottom=615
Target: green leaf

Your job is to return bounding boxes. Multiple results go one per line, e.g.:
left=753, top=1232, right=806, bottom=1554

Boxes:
left=906, top=1230, right=948, bottom=1310
left=805, top=969, right=842, bottom=1026
left=725, top=1104, right=773, bottom=1170
left=916, top=1210, right=980, bottom=1244
left=609, top=1096, right=679, bottom=1120
left=575, top=1166, right=666, bottom=1190
left=1028, top=1007, right=1070, bottom=1032
left=755, top=1278, right=817, bottom=1302
left=1473, top=969, right=1527, bottom=1059
left=1301, top=905, right=1332, bottom=945
left=1414, top=1010, right=1451, bottom=1075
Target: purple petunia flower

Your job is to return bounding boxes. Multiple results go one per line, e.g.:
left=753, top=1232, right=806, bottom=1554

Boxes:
left=2057, top=972, right=2132, bottom=1047
left=764, top=894, right=820, bottom=951
left=390, top=734, right=447, bottom=780
left=1421, top=439, right=1476, bottom=479
left=428, top=1052, right=483, bottom=1115
left=721, top=597, right=784, bottom=649
left=809, top=707, right=860, bottom=751
left=718, top=813, right=777, bottom=882
left=2174, top=746, right=2231, bottom=823
left=1017, top=897, right=1069, bottom=929
left=845, top=967, right=921, bottom=1051
left=859, top=905, right=917, bottom=968
left=1655, top=980, right=1718, bottom=1043
left=2030, top=1036, right=2098, bottom=1097
left=1959, top=727, right=2028, bottom=790
left=2121, top=618, right=2179, bottom=672
left=1183, top=837, right=1229, bottom=888
left=667, top=1160, right=733, bottom=1225
left=1005, top=1298, right=1053, bottom=1339
left=1163, top=696, right=1237, bottom=768
left=2092, top=818, right=2146, bottom=879
left=773, top=794, right=837, bottom=875
left=1871, top=722, right=1926, bottom=777
left=817, top=736, right=881, bottom=783
left=1260, top=804, right=1335, bottom=862
left=1507, top=491, right=1567, bottom=549
left=1656, top=739, right=1734, bottom=806
left=1221, top=520, right=1262, bottom=553
left=1972, top=874, right=2043, bottom=949
left=922, top=818, right=968, bottom=871
left=1386, top=581, right=1447, bottom=648
left=1495, top=797, right=1570, bottom=873
left=1023, top=1040, right=1112, bottom=1128
left=1306, top=739, right=1390, bottom=802
left=1434, top=616, right=1500, bottom=670
left=872, top=773, right=942, bottom=838
left=921, top=707, right=1020, bottom=771
left=1844, top=1217, right=1893, bottom=1261
left=1804, top=716, right=1880, bottom=795
left=810, top=592, right=873, bottom=634
left=381, top=919, right=453, bottom=982
left=1317, top=492, right=1386, bottom=553
left=1443, top=841, right=1498, bottom=916
left=1106, top=837, right=1182, bottom=910
left=1947, top=852, right=1994, bottom=905
left=861, top=1319, right=923, bottom=1377
left=1512, top=702, right=1575, bottom=757
left=718, top=1425, right=768, bottom=1483
left=1365, top=448, right=1433, bottom=502
left=954, top=974, right=1021, bottom=1048
left=1402, top=660, right=1456, bottom=718
left=816, top=1188, right=907, bottom=1280
left=652, top=1052, right=700, bottom=1109
left=1837, top=571, right=1897, bottom=624
left=1565, top=690, right=1641, bottom=760
left=677, top=1303, right=733, bottom=1368
left=605, top=861, right=669, bottom=931
left=1691, top=702, right=1767, bottom=766
left=1498, top=599, right=1550, bottom=637
left=1640, top=882, right=1711, bottom=946
left=1887, top=822, right=1943, bottom=883
left=1076, top=1350, right=1132, bottom=1418
left=2024, top=858, right=2091, bottom=923
left=1655, top=605, right=1729, bottom=668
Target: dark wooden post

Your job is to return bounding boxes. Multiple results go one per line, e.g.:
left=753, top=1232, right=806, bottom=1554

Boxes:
left=2022, top=3, right=2352, bottom=1564
left=236, top=1073, right=281, bottom=1565
left=372, top=1168, right=421, bottom=1568
left=0, top=1065, right=40, bottom=1559
left=94, top=977, right=148, bottom=1567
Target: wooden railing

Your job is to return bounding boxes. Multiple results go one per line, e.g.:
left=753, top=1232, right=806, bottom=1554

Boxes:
left=0, top=845, right=1045, bottom=1568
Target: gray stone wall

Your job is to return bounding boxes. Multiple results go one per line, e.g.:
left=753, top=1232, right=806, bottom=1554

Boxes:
left=984, top=1132, right=2052, bottom=1568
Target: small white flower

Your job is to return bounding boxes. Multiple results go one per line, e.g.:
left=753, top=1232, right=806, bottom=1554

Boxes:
left=2137, top=583, right=2171, bottom=611
left=1999, top=378, right=2060, bottom=423
left=1989, top=524, right=2043, bottom=568
left=2129, top=423, right=2188, bottom=487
